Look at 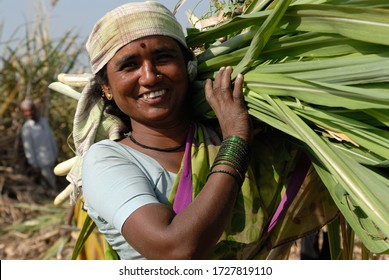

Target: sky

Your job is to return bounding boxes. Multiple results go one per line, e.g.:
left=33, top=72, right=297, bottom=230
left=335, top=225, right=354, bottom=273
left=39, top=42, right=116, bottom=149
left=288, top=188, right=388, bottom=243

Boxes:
left=0, top=0, right=211, bottom=45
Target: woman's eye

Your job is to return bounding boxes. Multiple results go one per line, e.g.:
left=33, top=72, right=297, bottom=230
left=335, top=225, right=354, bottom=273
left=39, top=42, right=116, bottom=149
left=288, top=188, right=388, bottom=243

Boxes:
left=121, top=61, right=138, bottom=71
left=156, top=53, right=175, bottom=63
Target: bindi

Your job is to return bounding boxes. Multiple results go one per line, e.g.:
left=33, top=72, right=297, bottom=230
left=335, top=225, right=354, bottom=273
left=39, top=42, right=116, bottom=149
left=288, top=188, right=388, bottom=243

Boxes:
left=140, top=42, right=146, bottom=48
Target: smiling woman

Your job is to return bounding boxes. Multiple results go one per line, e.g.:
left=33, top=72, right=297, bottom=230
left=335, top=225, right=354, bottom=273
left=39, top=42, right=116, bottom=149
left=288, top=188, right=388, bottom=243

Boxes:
left=64, top=1, right=337, bottom=260
left=100, top=36, right=189, bottom=129
left=78, top=1, right=253, bottom=260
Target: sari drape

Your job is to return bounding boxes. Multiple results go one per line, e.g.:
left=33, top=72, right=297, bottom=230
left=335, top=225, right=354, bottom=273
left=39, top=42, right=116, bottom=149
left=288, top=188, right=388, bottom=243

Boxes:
left=169, top=123, right=338, bottom=259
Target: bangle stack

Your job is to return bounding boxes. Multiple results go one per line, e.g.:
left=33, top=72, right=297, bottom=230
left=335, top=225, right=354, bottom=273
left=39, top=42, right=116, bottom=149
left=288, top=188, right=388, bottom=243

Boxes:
left=207, top=136, right=250, bottom=185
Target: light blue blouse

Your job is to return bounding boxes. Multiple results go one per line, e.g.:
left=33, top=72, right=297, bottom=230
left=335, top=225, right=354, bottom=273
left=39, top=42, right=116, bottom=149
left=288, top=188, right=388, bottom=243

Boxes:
left=82, top=139, right=176, bottom=259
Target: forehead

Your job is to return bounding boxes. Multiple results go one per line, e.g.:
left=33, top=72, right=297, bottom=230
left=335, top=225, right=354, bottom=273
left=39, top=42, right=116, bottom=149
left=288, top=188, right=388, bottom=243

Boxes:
left=115, top=35, right=182, bottom=55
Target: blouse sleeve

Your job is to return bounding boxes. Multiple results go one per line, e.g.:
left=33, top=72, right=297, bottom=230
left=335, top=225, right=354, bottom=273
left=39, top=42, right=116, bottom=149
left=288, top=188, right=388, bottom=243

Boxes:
left=82, top=141, right=160, bottom=231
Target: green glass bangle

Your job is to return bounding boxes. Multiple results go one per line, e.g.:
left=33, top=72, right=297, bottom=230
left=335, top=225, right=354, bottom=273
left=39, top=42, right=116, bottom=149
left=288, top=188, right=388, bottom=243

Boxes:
left=206, top=169, right=242, bottom=185
left=211, top=161, right=245, bottom=182
left=208, top=135, right=250, bottom=186
left=211, top=160, right=247, bottom=181
left=223, top=136, right=249, bottom=149
left=218, top=145, right=249, bottom=160
left=219, top=138, right=249, bottom=157
left=218, top=147, right=248, bottom=159
left=213, top=136, right=250, bottom=182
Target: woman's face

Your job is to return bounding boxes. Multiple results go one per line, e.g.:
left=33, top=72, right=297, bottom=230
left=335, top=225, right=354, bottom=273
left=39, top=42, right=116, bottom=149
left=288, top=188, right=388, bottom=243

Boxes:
left=103, top=35, right=189, bottom=127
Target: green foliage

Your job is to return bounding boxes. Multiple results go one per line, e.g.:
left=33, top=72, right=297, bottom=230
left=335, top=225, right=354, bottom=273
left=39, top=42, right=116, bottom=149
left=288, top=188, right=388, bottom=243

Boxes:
left=188, top=0, right=389, bottom=257
left=0, top=6, right=86, bottom=163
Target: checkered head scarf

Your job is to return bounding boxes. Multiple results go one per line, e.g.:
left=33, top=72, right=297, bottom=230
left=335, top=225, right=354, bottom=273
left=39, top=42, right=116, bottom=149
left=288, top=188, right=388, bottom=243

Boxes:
left=86, top=1, right=190, bottom=75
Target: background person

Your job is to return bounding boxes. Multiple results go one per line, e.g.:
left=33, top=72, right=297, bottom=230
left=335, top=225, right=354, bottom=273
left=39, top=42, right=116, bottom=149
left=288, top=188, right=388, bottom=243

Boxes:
left=20, top=99, right=58, bottom=192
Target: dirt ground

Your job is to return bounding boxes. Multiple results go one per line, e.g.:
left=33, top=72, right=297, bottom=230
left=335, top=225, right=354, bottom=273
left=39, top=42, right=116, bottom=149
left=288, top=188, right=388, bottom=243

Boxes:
left=0, top=166, right=76, bottom=260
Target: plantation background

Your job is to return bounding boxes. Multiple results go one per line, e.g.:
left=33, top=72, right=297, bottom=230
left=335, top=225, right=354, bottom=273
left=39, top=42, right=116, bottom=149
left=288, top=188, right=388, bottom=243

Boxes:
left=0, top=1, right=87, bottom=259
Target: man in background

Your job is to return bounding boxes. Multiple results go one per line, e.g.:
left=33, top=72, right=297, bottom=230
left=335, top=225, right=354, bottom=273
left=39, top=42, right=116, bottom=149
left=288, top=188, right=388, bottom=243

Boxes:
left=20, top=99, right=58, bottom=192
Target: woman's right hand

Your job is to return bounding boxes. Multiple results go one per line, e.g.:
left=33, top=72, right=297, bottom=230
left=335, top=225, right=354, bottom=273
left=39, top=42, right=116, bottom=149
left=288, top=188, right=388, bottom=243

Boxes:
left=204, top=66, right=252, bottom=142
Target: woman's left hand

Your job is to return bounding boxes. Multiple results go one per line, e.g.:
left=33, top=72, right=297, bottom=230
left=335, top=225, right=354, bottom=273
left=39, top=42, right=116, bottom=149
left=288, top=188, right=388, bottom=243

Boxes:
left=204, top=66, right=252, bottom=142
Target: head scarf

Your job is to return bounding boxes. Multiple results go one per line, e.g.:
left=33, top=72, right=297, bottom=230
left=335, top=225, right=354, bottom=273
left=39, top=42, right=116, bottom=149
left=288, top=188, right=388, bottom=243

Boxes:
left=86, top=1, right=188, bottom=75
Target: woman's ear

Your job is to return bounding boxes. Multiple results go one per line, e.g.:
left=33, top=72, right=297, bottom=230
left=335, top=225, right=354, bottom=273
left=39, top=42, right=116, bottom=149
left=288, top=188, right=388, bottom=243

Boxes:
left=101, top=85, right=113, bottom=100
left=101, top=84, right=109, bottom=95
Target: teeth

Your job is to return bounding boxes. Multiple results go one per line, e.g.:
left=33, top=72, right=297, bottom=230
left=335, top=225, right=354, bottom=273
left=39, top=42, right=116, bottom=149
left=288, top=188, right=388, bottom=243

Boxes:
left=143, top=90, right=165, bottom=99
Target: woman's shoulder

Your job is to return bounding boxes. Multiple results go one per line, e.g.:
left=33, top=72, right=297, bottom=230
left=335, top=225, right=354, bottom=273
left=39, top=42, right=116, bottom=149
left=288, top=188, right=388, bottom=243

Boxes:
left=90, top=139, right=119, bottom=148
left=85, top=139, right=130, bottom=161
left=85, top=139, right=161, bottom=167
left=87, top=139, right=119, bottom=151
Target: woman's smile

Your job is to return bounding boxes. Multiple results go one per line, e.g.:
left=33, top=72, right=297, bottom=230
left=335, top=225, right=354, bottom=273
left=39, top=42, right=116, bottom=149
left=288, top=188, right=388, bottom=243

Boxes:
left=141, top=89, right=165, bottom=99
left=140, top=89, right=167, bottom=103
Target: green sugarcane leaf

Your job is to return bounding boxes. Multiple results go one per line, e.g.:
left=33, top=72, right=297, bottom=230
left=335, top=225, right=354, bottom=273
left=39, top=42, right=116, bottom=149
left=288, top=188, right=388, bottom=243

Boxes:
left=244, top=0, right=274, bottom=14
left=255, top=53, right=389, bottom=85
left=310, top=0, right=389, bottom=9
left=189, top=0, right=389, bottom=257
left=290, top=106, right=389, bottom=158
left=232, top=0, right=293, bottom=78
left=280, top=4, right=389, bottom=46
left=197, top=38, right=389, bottom=81
left=72, top=215, right=96, bottom=260
left=326, top=217, right=342, bottom=260
left=245, top=94, right=302, bottom=139
left=329, top=142, right=387, bottom=167
left=265, top=95, right=389, bottom=238
left=314, top=164, right=389, bottom=254
left=186, top=12, right=269, bottom=47
left=365, top=109, right=389, bottom=126
left=245, top=72, right=389, bottom=109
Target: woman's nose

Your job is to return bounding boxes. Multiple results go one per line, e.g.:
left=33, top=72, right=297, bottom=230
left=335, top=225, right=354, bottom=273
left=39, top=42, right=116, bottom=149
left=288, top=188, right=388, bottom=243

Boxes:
left=139, top=62, right=161, bottom=85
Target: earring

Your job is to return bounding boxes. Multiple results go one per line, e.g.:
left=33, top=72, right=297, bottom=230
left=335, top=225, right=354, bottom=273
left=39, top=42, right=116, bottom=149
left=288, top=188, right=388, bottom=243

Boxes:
left=105, top=89, right=113, bottom=100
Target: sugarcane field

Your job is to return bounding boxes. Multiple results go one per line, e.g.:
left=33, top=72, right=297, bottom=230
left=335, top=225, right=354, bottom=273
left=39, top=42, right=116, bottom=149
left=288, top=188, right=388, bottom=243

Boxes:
left=1, top=0, right=389, bottom=261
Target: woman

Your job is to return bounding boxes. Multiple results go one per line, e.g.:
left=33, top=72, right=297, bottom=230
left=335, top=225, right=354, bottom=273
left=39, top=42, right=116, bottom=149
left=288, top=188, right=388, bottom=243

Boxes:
left=75, top=1, right=337, bottom=260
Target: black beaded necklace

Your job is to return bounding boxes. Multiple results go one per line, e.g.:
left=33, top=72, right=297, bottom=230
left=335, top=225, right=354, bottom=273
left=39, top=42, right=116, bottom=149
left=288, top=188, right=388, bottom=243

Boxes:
left=125, top=131, right=186, bottom=152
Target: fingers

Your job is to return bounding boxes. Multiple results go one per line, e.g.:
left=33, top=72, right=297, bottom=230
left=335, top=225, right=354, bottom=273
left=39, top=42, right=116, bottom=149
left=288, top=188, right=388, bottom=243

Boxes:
left=205, top=66, right=251, bottom=141
left=233, top=73, right=244, bottom=102
left=214, top=66, right=233, bottom=100
left=214, top=66, right=232, bottom=90
left=205, top=66, right=243, bottom=103
left=204, top=78, right=213, bottom=100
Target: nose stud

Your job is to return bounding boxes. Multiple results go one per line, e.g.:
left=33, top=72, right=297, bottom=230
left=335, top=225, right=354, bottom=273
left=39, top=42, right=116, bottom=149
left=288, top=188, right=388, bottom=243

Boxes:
left=156, top=74, right=162, bottom=79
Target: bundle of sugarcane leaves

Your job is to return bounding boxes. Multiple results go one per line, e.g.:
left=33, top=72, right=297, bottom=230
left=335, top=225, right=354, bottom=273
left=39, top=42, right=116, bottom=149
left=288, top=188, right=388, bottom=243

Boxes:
left=186, top=0, right=389, bottom=256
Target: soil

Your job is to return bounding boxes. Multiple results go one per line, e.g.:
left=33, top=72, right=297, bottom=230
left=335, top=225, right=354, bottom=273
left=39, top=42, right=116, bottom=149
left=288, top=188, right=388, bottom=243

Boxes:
left=0, top=166, right=76, bottom=260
